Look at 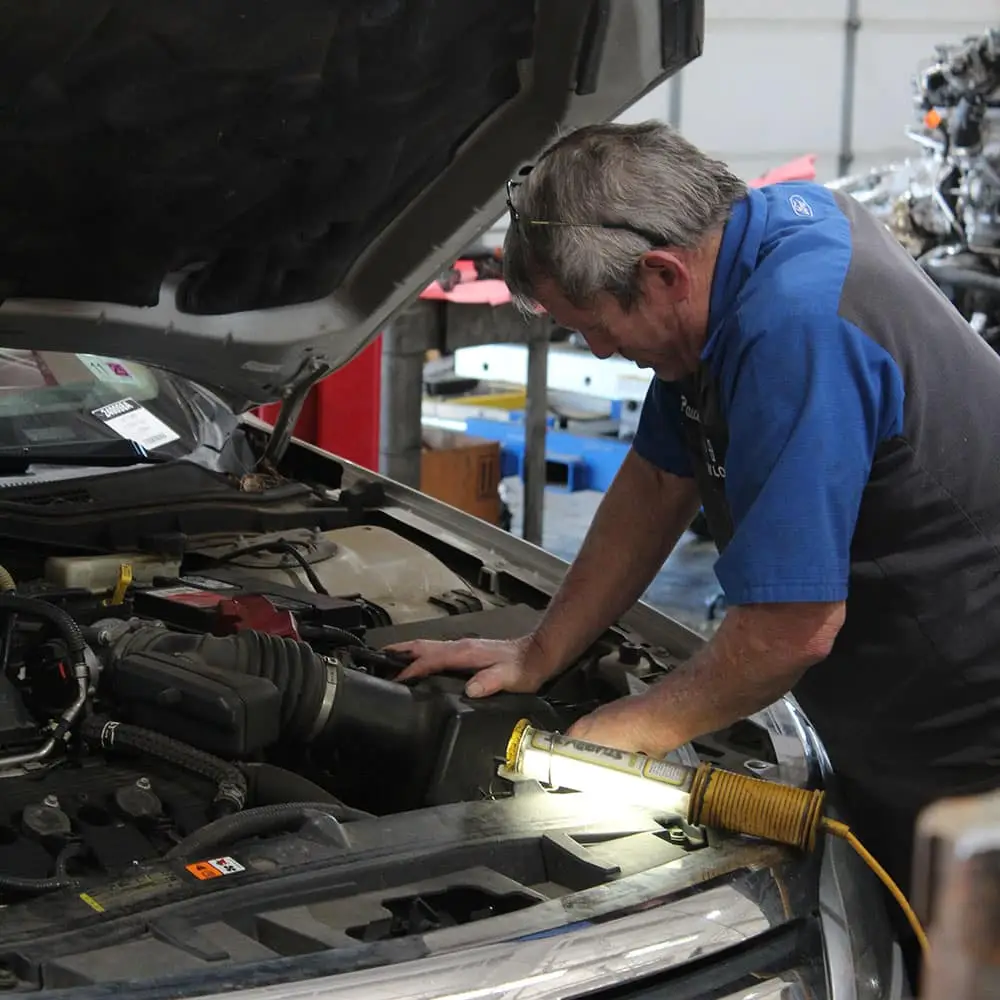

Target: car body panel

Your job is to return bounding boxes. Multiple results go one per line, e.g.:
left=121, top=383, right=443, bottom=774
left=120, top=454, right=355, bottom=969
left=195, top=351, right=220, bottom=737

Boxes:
left=0, top=0, right=703, bottom=409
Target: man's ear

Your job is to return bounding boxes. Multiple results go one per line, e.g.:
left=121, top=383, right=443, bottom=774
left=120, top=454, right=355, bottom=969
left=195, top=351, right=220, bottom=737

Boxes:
left=638, top=249, right=692, bottom=302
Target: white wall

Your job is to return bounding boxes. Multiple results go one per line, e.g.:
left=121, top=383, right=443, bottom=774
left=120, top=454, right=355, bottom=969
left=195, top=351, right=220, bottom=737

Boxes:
left=482, top=1, right=996, bottom=246
left=617, top=0, right=998, bottom=182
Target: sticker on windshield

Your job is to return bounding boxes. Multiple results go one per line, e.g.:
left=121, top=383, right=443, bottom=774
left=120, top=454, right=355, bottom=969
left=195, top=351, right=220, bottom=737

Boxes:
left=81, top=356, right=137, bottom=382
left=91, top=397, right=179, bottom=450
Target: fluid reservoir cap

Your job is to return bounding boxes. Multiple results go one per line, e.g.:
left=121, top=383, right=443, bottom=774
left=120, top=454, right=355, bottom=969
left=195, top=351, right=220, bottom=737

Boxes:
left=22, top=803, right=72, bottom=839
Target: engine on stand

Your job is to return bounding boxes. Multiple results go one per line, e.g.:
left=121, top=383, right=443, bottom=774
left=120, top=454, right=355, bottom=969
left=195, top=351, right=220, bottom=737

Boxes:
left=830, top=27, right=1000, bottom=344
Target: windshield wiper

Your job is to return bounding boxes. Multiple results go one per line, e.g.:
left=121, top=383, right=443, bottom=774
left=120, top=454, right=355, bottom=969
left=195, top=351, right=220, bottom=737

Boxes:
left=0, top=439, right=172, bottom=474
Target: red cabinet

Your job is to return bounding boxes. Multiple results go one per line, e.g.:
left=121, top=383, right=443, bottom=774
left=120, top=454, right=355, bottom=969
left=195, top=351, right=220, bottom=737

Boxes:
left=254, top=335, right=381, bottom=471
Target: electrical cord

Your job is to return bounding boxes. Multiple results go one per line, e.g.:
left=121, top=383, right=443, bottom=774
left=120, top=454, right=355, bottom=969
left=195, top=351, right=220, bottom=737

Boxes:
left=822, top=819, right=929, bottom=957
left=297, top=623, right=365, bottom=648
left=208, top=540, right=330, bottom=596
left=687, top=763, right=930, bottom=958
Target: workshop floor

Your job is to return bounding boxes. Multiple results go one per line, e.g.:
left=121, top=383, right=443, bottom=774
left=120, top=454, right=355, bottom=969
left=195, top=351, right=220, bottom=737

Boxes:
left=502, top=477, right=725, bottom=637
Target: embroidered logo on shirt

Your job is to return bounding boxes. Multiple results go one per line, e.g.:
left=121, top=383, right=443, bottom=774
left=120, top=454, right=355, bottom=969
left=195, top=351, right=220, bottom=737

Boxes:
left=789, top=194, right=814, bottom=218
left=679, top=395, right=701, bottom=423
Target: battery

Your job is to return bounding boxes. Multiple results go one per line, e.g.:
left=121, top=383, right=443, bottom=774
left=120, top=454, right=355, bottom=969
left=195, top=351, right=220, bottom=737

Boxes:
left=133, top=575, right=365, bottom=634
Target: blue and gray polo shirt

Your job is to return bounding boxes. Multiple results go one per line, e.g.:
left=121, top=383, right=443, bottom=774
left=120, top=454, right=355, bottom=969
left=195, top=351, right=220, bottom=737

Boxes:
left=633, top=181, right=1000, bottom=806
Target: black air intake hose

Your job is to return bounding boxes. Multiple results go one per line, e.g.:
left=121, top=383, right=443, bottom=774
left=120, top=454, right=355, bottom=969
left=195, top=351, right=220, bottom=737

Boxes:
left=110, top=626, right=447, bottom=755
left=81, top=716, right=246, bottom=816
left=112, top=627, right=326, bottom=742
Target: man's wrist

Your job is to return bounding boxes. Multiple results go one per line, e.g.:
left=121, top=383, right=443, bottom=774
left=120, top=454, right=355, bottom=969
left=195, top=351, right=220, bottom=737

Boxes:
left=630, top=687, right=679, bottom=756
left=521, top=631, right=566, bottom=684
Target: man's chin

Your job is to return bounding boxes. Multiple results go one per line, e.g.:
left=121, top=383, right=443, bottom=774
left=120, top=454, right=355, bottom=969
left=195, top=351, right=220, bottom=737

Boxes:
left=627, top=358, right=658, bottom=372
left=624, top=356, right=685, bottom=380
left=650, top=358, right=699, bottom=381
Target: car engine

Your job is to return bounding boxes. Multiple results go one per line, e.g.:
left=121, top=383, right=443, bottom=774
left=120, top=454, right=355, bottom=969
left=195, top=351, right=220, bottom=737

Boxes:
left=0, top=524, right=678, bottom=899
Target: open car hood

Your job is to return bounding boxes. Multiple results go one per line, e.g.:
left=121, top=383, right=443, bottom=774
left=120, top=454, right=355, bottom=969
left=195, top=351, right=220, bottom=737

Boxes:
left=0, top=0, right=703, bottom=409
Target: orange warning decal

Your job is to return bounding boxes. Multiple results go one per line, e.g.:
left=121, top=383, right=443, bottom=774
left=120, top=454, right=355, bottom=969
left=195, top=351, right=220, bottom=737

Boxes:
left=186, top=861, right=223, bottom=880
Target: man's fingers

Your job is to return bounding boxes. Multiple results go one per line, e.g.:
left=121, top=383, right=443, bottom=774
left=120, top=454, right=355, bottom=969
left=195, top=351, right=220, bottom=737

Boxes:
left=382, top=641, right=419, bottom=653
left=393, top=652, right=469, bottom=682
left=386, top=639, right=492, bottom=681
left=392, top=661, right=431, bottom=682
left=465, top=665, right=507, bottom=698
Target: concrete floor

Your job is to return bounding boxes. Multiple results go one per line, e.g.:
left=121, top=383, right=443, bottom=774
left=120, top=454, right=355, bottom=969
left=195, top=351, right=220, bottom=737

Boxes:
left=501, top=477, right=725, bottom=637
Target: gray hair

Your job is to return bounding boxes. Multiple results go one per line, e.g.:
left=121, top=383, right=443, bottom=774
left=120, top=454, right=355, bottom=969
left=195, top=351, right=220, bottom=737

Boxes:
left=502, top=121, right=747, bottom=313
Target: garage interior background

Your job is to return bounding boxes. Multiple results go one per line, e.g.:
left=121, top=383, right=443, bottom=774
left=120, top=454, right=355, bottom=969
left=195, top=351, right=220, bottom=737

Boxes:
left=433, top=3, right=995, bottom=636
left=484, top=0, right=997, bottom=247
left=297, top=3, right=998, bottom=638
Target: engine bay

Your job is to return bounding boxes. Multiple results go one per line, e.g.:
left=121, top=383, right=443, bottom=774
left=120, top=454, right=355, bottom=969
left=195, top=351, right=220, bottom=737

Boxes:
left=0, top=519, right=748, bottom=910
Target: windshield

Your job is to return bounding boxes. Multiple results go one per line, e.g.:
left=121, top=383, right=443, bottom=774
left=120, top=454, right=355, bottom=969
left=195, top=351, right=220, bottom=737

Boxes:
left=0, top=349, right=238, bottom=464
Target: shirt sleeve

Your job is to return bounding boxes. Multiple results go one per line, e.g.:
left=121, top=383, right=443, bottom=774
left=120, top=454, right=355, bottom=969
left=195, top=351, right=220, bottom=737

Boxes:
left=714, top=312, right=905, bottom=605
left=631, top=378, right=695, bottom=478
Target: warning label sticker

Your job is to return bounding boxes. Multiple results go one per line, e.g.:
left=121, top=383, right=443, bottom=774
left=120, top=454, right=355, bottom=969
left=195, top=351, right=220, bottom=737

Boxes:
left=208, top=855, right=245, bottom=875
left=186, top=855, right=246, bottom=881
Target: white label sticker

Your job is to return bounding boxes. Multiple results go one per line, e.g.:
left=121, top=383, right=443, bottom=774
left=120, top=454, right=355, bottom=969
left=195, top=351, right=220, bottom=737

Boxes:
left=643, top=758, right=689, bottom=786
left=91, top=398, right=179, bottom=450
left=81, top=356, right=137, bottom=383
left=208, top=856, right=245, bottom=875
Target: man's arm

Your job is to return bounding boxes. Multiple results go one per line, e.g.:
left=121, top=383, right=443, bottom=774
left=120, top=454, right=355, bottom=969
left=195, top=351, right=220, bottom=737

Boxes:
left=391, top=376, right=700, bottom=696
left=567, top=600, right=845, bottom=755
left=568, top=303, right=903, bottom=754
left=526, top=447, right=701, bottom=683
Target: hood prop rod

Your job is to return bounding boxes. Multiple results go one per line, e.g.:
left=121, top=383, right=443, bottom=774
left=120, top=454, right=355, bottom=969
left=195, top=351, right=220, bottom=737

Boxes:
left=261, top=364, right=327, bottom=469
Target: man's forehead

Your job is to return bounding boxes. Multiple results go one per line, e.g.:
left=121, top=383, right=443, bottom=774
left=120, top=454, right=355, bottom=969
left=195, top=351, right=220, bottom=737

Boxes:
left=534, top=281, right=610, bottom=327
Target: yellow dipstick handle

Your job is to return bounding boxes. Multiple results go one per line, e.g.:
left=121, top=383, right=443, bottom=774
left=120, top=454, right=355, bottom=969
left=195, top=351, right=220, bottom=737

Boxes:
left=106, top=562, right=133, bottom=606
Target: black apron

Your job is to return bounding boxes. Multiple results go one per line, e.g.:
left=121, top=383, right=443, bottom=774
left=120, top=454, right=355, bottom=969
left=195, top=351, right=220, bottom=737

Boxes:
left=675, top=364, right=924, bottom=974
left=677, top=366, right=733, bottom=549
left=675, top=362, right=901, bottom=784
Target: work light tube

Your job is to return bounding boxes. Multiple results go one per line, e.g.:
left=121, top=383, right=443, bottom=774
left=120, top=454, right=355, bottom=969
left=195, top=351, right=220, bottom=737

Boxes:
left=504, top=719, right=696, bottom=813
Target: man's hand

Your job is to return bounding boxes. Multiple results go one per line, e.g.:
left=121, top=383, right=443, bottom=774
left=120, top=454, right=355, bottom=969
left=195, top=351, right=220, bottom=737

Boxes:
left=565, top=693, right=669, bottom=757
left=386, top=635, right=555, bottom=698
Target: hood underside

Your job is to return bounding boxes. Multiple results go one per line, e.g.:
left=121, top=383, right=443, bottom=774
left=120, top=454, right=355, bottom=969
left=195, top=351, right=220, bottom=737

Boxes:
left=0, top=0, right=703, bottom=406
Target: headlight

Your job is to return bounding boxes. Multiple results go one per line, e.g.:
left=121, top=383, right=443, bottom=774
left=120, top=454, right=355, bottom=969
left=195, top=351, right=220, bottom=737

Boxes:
left=194, top=882, right=802, bottom=1000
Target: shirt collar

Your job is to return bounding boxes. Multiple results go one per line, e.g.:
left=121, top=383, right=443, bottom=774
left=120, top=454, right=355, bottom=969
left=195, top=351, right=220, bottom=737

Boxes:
left=702, top=187, right=768, bottom=359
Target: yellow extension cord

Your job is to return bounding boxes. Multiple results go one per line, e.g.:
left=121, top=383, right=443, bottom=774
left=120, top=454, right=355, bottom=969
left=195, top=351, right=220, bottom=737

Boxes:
left=687, top=763, right=930, bottom=958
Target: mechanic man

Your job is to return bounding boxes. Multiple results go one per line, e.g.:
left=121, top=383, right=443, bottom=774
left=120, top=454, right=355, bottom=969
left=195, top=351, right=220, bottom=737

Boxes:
left=388, top=121, right=1000, bottom=921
